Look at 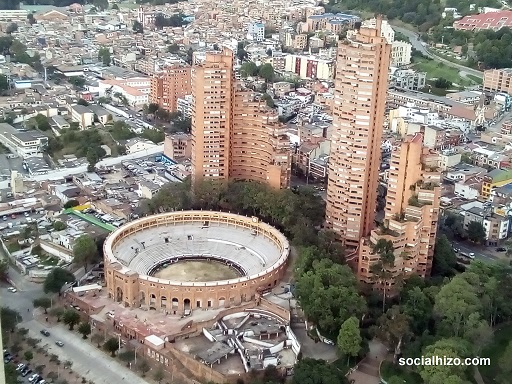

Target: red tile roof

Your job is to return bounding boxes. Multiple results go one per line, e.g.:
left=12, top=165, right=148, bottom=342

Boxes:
left=454, top=10, right=512, bottom=31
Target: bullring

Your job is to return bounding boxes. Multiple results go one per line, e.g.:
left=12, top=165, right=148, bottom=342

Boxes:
left=104, top=211, right=290, bottom=314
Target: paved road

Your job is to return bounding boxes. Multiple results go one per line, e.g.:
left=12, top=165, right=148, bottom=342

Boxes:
left=392, top=26, right=484, bottom=78
left=452, top=241, right=499, bottom=263
left=24, top=320, right=149, bottom=384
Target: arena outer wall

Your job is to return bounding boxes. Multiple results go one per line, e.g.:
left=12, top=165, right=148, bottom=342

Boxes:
left=103, top=211, right=290, bottom=314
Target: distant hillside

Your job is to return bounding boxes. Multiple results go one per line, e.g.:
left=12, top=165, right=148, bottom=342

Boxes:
left=0, top=0, right=20, bottom=10
left=0, top=0, right=87, bottom=9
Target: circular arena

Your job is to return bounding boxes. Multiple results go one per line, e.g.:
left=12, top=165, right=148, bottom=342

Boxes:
left=104, top=211, right=290, bottom=313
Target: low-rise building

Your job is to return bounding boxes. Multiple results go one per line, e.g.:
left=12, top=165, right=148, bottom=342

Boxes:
left=125, top=137, right=157, bottom=154
left=0, top=123, right=48, bottom=158
left=463, top=206, right=509, bottom=245
left=482, top=169, right=512, bottom=199
left=70, top=105, right=94, bottom=129
left=392, top=70, right=426, bottom=91
left=164, top=133, right=191, bottom=159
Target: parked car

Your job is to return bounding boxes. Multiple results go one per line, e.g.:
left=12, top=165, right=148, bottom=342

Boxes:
left=55, top=341, right=64, bottom=347
left=40, top=330, right=50, bottom=337
left=496, top=247, right=507, bottom=252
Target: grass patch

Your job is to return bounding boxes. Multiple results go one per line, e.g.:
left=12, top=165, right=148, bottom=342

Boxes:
left=380, top=361, right=423, bottom=384
left=413, top=57, right=467, bottom=85
left=467, top=74, right=483, bottom=84
left=38, top=254, right=59, bottom=266
left=480, top=324, right=512, bottom=383
left=331, top=358, right=351, bottom=375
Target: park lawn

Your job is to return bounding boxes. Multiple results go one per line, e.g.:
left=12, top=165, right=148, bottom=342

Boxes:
left=413, top=57, right=468, bottom=86
left=467, top=74, right=483, bottom=84
left=480, top=324, right=512, bottom=383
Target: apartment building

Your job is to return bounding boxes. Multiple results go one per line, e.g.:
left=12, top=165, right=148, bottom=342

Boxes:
left=483, top=68, right=512, bottom=95
left=70, top=105, right=94, bottom=129
left=150, top=64, right=192, bottom=113
left=284, top=54, right=335, bottom=80
left=325, top=18, right=391, bottom=251
left=463, top=206, right=509, bottom=246
left=191, top=49, right=290, bottom=189
left=247, top=22, right=265, bottom=42
left=358, top=133, right=441, bottom=288
left=164, top=133, right=192, bottom=159
left=177, top=95, right=193, bottom=119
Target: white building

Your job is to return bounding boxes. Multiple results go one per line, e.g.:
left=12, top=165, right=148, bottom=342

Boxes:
left=364, top=18, right=412, bottom=66
left=0, top=123, right=48, bottom=158
left=177, top=95, right=193, bottom=119
left=125, top=137, right=157, bottom=154
left=70, top=105, right=94, bottom=129
left=98, top=78, right=150, bottom=108
left=247, top=22, right=265, bottom=42
left=284, top=54, right=334, bottom=80
left=391, top=41, right=412, bottom=66
left=0, top=9, right=28, bottom=20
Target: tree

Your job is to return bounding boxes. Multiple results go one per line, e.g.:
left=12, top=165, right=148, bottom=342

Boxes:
left=24, top=351, right=34, bottom=362
left=148, top=103, right=160, bottom=114
left=73, top=234, right=99, bottom=270
left=337, top=316, right=362, bottom=364
left=292, top=358, right=347, bottom=384
left=33, top=297, right=52, bottom=314
left=1, top=307, right=20, bottom=332
left=262, top=93, right=275, bottom=108
left=133, top=20, right=144, bottom=34
left=5, top=362, right=21, bottom=383
left=77, top=98, right=89, bottom=106
left=62, top=309, right=80, bottom=330
left=434, top=77, right=452, bottom=89
left=432, top=234, right=457, bottom=277
left=86, top=147, right=99, bottom=172
left=498, top=340, right=512, bottom=382
left=104, top=337, right=119, bottom=357
left=153, top=367, right=165, bottom=383
left=44, top=267, right=76, bottom=295
left=0, top=259, right=8, bottom=281
left=77, top=322, right=91, bottom=339
left=370, top=239, right=395, bottom=312
left=53, top=221, right=67, bottom=231
left=258, top=63, right=274, bottom=82
left=167, top=43, right=180, bottom=53
left=295, top=259, right=367, bottom=338
left=137, top=359, right=150, bottom=376
left=98, top=47, right=111, bottom=66
left=91, top=333, right=104, bottom=347
left=68, top=76, right=85, bottom=88
left=6, top=23, right=18, bottom=34
left=467, top=221, right=486, bottom=244
left=34, top=113, right=51, bottom=131
left=402, top=286, right=432, bottom=334
left=419, top=338, right=471, bottom=384
left=111, top=3, right=119, bottom=10
left=0, top=74, right=8, bottom=91
left=376, top=306, right=410, bottom=362
left=93, top=0, right=109, bottom=10
left=434, top=275, right=481, bottom=337
left=63, top=199, right=79, bottom=209
left=49, top=307, right=64, bottom=322
left=240, top=62, right=259, bottom=77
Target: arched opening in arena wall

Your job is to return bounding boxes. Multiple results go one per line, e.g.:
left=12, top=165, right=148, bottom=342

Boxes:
left=161, top=296, right=167, bottom=309
left=116, top=287, right=123, bottom=303
left=183, top=298, right=191, bottom=311
left=219, top=297, right=226, bottom=307
left=139, top=291, right=145, bottom=306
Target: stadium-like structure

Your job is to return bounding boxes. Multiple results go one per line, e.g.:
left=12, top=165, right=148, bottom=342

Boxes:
left=104, top=211, right=290, bottom=313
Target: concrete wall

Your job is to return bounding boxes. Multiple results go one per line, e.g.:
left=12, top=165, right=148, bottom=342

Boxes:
left=39, top=240, right=73, bottom=262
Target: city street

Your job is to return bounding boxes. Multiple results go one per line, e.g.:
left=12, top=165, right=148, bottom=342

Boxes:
left=23, top=320, right=149, bottom=384
left=452, top=240, right=501, bottom=263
